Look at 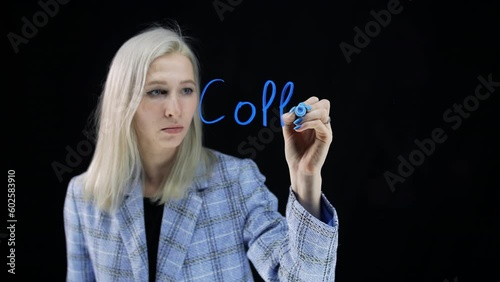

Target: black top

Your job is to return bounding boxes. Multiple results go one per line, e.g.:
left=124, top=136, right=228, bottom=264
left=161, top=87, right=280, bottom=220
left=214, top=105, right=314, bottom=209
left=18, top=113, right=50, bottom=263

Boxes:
left=143, top=197, right=165, bottom=282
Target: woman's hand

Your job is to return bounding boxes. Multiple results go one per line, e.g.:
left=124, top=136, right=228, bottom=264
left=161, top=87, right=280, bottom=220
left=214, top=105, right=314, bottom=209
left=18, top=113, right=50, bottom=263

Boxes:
left=281, top=96, right=332, bottom=218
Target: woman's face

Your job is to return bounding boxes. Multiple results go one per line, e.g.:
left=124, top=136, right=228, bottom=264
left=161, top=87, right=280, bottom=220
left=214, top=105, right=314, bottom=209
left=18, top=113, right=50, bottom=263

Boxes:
left=133, top=53, right=198, bottom=155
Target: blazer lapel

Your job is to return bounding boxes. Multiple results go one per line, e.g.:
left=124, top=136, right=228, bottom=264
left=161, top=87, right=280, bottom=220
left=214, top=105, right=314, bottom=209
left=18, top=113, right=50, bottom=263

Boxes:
left=116, top=181, right=149, bottom=281
left=155, top=169, right=209, bottom=280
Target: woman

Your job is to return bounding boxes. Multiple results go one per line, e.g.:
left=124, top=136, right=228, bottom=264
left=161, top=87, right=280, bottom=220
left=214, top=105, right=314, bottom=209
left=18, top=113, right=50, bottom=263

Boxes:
left=63, top=23, right=339, bottom=281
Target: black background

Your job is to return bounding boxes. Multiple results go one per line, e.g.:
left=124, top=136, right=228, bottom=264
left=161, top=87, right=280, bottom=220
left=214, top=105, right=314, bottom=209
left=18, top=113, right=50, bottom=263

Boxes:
left=4, top=0, right=499, bottom=281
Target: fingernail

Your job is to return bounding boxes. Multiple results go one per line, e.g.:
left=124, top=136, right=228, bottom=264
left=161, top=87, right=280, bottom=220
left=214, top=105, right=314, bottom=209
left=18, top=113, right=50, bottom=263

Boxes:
left=288, top=106, right=296, bottom=113
left=293, top=118, right=303, bottom=125
left=304, top=104, right=312, bottom=111
left=293, top=124, right=301, bottom=130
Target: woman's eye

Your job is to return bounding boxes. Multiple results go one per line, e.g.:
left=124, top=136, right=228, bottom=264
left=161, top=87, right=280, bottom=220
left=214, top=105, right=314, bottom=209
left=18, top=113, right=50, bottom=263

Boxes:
left=147, top=89, right=167, bottom=96
left=182, top=88, right=194, bottom=95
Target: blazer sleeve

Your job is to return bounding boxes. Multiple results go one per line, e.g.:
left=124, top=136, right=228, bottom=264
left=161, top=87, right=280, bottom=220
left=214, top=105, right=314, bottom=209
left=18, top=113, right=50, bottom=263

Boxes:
left=242, top=159, right=339, bottom=282
left=63, top=176, right=96, bottom=282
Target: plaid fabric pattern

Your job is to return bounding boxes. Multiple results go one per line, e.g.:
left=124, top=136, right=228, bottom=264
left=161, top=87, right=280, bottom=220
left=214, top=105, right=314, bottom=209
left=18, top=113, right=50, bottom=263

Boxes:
left=64, top=150, right=339, bottom=281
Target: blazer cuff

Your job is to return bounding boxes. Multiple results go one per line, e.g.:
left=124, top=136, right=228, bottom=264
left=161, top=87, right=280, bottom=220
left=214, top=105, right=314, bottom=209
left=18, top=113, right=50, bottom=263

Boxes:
left=321, top=198, right=336, bottom=227
left=289, top=187, right=339, bottom=228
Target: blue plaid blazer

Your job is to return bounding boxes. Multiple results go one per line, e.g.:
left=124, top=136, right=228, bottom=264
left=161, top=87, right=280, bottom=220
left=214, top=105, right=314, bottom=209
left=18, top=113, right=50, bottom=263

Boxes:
left=64, top=150, right=339, bottom=281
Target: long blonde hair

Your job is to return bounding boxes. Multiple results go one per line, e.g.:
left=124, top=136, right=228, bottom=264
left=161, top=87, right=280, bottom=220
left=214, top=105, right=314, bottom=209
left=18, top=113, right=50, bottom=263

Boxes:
left=83, top=23, right=214, bottom=213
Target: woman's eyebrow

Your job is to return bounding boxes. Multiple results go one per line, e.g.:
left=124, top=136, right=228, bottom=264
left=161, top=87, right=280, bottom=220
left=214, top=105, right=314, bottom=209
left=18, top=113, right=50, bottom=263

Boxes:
left=145, top=79, right=195, bottom=86
left=145, top=80, right=167, bottom=86
left=179, top=79, right=196, bottom=85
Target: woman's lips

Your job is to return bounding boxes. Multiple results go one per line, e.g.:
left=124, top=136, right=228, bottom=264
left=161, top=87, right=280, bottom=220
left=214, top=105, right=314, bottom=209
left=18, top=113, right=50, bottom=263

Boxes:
left=162, top=126, right=183, bottom=134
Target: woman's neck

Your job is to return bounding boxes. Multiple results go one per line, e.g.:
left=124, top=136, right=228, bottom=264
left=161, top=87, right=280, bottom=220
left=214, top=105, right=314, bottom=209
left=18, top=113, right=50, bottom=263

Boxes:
left=141, top=148, right=177, bottom=197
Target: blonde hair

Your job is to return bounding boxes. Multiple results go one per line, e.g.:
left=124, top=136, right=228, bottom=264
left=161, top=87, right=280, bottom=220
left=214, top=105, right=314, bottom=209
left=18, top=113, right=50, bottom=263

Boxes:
left=83, top=23, right=214, bottom=213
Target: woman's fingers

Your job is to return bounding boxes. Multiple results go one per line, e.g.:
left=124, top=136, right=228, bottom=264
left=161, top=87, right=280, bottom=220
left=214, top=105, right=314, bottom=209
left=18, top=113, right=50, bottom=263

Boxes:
left=292, top=108, right=330, bottom=128
left=287, top=98, right=331, bottom=128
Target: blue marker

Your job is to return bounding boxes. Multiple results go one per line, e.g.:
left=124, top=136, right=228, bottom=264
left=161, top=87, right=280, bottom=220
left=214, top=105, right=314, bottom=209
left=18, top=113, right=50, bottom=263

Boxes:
left=294, top=102, right=311, bottom=117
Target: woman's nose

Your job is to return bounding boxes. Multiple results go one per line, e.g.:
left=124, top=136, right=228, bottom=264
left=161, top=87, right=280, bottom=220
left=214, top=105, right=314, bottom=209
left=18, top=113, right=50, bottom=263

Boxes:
left=164, top=96, right=180, bottom=118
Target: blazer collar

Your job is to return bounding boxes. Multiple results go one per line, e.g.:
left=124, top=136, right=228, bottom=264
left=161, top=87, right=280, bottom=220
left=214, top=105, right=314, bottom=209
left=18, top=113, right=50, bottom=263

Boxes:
left=116, top=163, right=210, bottom=281
left=115, top=181, right=148, bottom=281
left=155, top=187, right=204, bottom=280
